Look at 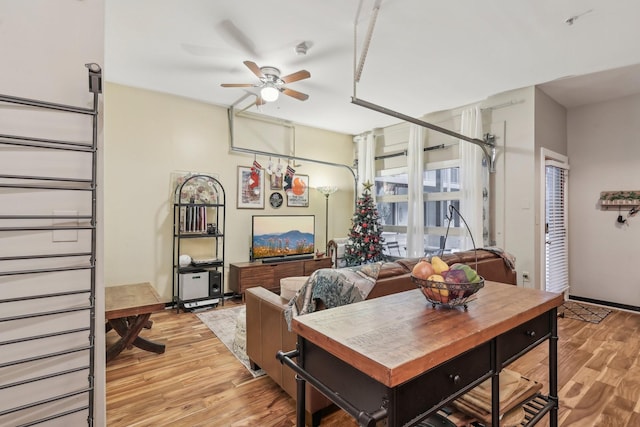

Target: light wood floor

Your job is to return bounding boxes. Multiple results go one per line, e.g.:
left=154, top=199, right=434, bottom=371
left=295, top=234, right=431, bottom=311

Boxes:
left=106, top=299, right=640, bottom=426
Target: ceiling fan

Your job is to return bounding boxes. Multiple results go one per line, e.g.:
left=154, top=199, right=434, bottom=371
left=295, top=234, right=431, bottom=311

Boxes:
left=221, top=60, right=311, bottom=104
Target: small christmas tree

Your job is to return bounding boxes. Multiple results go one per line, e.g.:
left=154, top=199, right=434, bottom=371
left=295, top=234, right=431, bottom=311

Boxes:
left=344, top=181, right=385, bottom=266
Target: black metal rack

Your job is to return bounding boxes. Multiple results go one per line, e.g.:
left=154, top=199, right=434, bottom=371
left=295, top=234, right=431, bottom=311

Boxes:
left=0, top=64, right=101, bottom=426
left=172, top=174, right=226, bottom=311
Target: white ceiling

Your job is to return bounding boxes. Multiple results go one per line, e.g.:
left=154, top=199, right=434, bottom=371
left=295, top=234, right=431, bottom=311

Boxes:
left=105, top=0, right=640, bottom=135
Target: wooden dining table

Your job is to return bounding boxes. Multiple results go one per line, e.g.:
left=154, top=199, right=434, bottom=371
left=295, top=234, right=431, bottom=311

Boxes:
left=105, top=282, right=166, bottom=363
left=279, top=281, right=563, bottom=427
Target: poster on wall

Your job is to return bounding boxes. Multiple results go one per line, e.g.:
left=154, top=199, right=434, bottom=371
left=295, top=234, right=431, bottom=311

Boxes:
left=286, top=174, right=309, bottom=207
left=237, top=165, right=264, bottom=209
left=270, top=172, right=283, bottom=190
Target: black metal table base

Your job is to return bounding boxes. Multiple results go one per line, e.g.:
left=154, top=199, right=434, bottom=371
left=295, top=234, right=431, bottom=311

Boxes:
left=278, top=308, right=558, bottom=427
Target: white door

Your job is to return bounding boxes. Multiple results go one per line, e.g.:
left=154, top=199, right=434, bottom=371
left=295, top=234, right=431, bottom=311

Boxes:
left=544, top=158, right=569, bottom=294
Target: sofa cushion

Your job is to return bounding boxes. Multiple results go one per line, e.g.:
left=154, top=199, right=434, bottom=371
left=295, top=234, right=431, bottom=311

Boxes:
left=377, top=261, right=411, bottom=279
left=395, top=258, right=422, bottom=272
left=280, top=276, right=309, bottom=300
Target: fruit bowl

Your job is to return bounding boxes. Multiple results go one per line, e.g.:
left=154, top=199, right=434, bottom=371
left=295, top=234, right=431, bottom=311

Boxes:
left=411, top=275, right=484, bottom=309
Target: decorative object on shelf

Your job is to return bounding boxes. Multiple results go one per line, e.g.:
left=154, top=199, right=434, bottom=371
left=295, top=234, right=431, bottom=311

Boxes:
left=599, top=190, right=640, bottom=208
left=269, top=191, right=284, bottom=208
left=316, top=185, right=338, bottom=253
left=171, top=171, right=219, bottom=203
left=237, top=165, right=264, bottom=209
left=286, top=174, right=309, bottom=207
left=206, top=223, right=217, bottom=234
left=179, top=254, right=192, bottom=267
left=344, top=181, right=384, bottom=266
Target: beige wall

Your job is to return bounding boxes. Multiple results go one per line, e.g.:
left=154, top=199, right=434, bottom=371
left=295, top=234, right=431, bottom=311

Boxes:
left=104, top=83, right=354, bottom=301
left=534, top=88, right=568, bottom=290
left=481, top=88, right=537, bottom=287
left=567, top=92, right=640, bottom=306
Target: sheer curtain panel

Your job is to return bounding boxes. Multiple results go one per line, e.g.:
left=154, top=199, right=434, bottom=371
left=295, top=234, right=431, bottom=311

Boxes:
left=459, top=106, right=484, bottom=250
left=357, top=132, right=376, bottom=197
left=406, top=124, right=425, bottom=257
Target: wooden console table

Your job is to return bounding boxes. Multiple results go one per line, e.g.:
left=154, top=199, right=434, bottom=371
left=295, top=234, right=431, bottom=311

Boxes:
left=105, top=282, right=166, bottom=363
left=279, top=281, right=563, bottom=427
left=229, top=257, right=332, bottom=298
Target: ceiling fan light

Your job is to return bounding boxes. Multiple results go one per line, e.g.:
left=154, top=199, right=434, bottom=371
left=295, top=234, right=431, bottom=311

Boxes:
left=261, top=85, right=279, bottom=102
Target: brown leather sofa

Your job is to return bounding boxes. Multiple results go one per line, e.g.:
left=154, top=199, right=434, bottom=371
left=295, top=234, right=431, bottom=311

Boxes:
left=245, top=250, right=516, bottom=426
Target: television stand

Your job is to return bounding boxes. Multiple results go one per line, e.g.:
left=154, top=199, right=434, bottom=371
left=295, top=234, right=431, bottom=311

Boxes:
left=261, top=254, right=314, bottom=264
left=229, top=257, right=332, bottom=299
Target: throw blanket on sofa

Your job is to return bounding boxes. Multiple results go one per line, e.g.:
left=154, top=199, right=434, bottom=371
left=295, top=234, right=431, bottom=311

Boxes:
left=481, top=246, right=516, bottom=270
left=284, top=262, right=382, bottom=331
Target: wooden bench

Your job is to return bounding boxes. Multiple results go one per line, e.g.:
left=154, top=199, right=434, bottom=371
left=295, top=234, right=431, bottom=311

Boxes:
left=105, top=282, right=166, bottom=363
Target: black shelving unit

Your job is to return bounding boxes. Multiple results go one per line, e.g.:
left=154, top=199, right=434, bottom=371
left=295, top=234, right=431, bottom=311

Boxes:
left=172, top=174, right=226, bottom=311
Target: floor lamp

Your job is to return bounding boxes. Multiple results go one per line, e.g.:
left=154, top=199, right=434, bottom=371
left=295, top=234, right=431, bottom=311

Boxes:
left=316, top=186, right=338, bottom=254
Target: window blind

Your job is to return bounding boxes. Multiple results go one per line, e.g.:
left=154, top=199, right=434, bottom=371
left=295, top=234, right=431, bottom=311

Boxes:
left=545, top=163, right=569, bottom=294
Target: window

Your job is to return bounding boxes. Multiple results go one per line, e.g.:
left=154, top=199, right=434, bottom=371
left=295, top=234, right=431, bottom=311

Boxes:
left=376, top=162, right=461, bottom=257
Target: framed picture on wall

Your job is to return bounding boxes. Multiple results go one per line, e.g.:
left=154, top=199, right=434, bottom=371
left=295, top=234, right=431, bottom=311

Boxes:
left=286, top=174, right=309, bottom=207
left=237, top=166, right=264, bottom=209
left=270, top=172, right=283, bottom=190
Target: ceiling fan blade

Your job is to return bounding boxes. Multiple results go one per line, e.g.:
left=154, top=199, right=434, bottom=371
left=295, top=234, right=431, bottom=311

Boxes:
left=282, top=88, right=309, bottom=101
left=255, top=96, right=266, bottom=106
left=243, top=60, right=264, bottom=79
left=216, top=19, right=260, bottom=58
left=221, top=83, right=255, bottom=87
left=280, top=69, right=311, bottom=84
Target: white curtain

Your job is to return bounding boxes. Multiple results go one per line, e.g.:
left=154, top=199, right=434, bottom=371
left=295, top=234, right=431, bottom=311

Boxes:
left=406, top=124, right=424, bottom=257
left=459, top=106, right=484, bottom=250
left=357, top=132, right=376, bottom=197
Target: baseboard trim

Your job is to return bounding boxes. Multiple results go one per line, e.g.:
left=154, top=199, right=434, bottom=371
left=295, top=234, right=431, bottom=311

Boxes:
left=569, top=295, right=639, bottom=313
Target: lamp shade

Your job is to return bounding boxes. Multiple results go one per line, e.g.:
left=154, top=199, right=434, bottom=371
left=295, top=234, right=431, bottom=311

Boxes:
left=316, top=186, right=338, bottom=196
left=260, top=85, right=279, bottom=102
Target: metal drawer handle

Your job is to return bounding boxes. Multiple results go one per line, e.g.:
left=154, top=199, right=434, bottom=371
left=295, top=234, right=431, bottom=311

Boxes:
left=449, top=374, right=461, bottom=384
left=526, top=330, right=536, bottom=338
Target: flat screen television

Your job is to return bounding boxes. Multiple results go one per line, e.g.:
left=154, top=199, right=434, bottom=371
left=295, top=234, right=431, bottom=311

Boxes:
left=252, top=215, right=315, bottom=262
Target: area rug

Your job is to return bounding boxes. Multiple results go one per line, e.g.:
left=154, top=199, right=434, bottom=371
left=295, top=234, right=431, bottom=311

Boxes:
left=196, top=305, right=265, bottom=378
left=559, top=300, right=612, bottom=324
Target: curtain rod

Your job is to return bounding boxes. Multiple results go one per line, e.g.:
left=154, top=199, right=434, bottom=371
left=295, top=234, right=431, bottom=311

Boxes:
left=375, top=143, right=448, bottom=160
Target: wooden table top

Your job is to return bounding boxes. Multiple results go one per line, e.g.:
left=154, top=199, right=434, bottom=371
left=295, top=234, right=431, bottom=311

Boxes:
left=105, top=282, right=165, bottom=320
left=292, top=281, right=563, bottom=388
